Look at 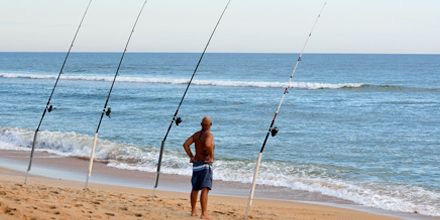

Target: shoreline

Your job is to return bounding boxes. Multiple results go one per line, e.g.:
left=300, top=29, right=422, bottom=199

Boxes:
left=0, top=169, right=405, bottom=220
left=0, top=149, right=432, bottom=219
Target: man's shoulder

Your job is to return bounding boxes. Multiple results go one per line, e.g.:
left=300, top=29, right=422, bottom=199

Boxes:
left=206, top=132, right=214, bottom=139
left=192, top=131, right=201, bottom=138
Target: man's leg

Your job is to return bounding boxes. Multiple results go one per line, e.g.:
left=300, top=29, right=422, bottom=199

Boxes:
left=200, top=187, right=211, bottom=219
left=191, top=190, right=199, bottom=216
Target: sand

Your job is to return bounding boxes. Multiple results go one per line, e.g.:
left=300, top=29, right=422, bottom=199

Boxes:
left=0, top=166, right=407, bottom=220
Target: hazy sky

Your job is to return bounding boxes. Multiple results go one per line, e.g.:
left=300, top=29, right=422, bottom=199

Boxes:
left=1, top=0, right=439, bottom=54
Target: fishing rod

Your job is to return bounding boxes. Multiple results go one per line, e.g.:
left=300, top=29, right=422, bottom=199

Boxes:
left=84, top=0, right=148, bottom=190
left=24, top=0, right=93, bottom=184
left=244, top=2, right=326, bottom=219
left=152, top=0, right=232, bottom=200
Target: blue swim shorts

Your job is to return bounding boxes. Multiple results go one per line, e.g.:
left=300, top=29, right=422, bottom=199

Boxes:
left=191, top=161, right=213, bottom=191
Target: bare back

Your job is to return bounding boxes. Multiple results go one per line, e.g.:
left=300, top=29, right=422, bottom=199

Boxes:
left=183, top=117, right=215, bottom=163
left=192, top=129, right=214, bottom=163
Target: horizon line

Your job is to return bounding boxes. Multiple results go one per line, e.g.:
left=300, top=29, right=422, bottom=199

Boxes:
left=1, top=51, right=439, bottom=55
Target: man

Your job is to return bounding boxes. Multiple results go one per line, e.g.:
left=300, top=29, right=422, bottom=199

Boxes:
left=183, top=116, right=215, bottom=219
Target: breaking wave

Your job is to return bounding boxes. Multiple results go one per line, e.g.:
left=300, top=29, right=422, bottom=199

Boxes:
left=1, top=126, right=439, bottom=217
left=0, top=73, right=364, bottom=90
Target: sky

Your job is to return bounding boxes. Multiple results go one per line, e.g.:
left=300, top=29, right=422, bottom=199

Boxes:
left=1, top=0, right=439, bottom=54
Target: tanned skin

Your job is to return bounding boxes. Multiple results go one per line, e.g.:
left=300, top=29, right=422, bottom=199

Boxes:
left=183, top=116, right=215, bottom=219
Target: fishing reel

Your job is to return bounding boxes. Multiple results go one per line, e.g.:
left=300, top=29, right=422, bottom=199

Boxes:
left=105, top=107, right=112, bottom=118
left=175, top=117, right=182, bottom=126
left=47, top=105, right=56, bottom=112
left=271, top=127, right=279, bottom=137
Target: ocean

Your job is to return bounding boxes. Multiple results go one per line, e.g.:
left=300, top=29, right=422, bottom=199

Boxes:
left=0, top=52, right=439, bottom=217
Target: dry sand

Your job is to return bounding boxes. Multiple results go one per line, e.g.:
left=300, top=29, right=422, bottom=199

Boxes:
left=0, top=167, right=406, bottom=220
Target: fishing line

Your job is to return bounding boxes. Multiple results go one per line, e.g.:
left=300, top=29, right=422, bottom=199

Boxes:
left=24, top=0, right=93, bottom=184
left=244, top=2, right=326, bottom=219
left=84, top=0, right=149, bottom=190
left=152, top=0, right=232, bottom=200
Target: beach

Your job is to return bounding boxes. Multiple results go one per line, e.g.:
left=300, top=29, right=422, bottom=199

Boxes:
left=1, top=0, right=440, bottom=216
left=0, top=149, right=410, bottom=220
left=1, top=53, right=439, bottom=219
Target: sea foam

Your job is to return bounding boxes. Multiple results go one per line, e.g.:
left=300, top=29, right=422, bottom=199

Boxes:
left=1, top=126, right=439, bottom=217
left=0, top=73, right=363, bottom=90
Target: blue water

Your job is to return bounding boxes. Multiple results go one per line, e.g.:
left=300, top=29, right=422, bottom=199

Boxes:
left=1, top=52, right=439, bottom=217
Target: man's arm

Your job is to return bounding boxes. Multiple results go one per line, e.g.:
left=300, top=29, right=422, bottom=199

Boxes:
left=183, top=134, right=195, bottom=162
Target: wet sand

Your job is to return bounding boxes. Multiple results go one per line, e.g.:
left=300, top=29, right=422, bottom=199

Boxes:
left=0, top=149, right=417, bottom=219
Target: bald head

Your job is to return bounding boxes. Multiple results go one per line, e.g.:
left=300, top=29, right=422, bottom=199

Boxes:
left=201, top=116, right=212, bottom=129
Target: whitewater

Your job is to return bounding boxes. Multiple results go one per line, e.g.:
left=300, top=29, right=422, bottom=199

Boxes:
left=1, top=52, right=439, bottom=217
